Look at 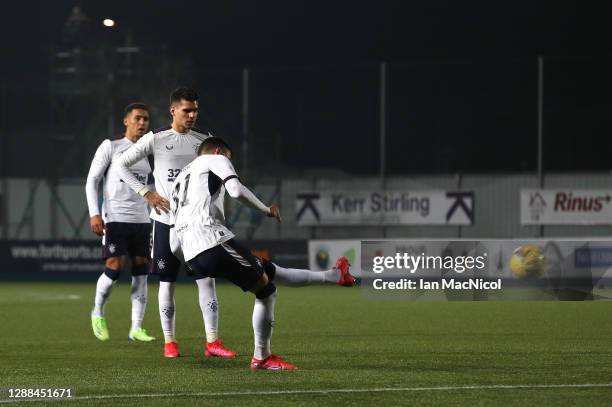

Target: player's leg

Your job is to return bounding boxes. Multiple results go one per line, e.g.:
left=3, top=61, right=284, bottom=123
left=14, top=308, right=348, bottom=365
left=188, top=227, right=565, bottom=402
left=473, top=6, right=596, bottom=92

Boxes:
left=91, top=222, right=128, bottom=341
left=197, top=277, right=222, bottom=353
left=126, top=223, right=155, bottom=341
left=215, top=240, right=296, bottom=369
left=151, top=221, right=181, bottom=357
left=92, top=256, right=123, bottom=340
left=192, top=277, right=236, bottom=357
left=128, top=255, right=155, bottom=342
left=172, top=236, right=234, bottom=357
left=93, top=257, right=122, bottom=318
left=250, top=273, right=276, bottom=363
left=158, top=278, right=178, bottom=357
left=272, top=256, right=355, bottom=287
left=187, top=246, right=234, bottom=358
left=249, top=270, right=296, bottom=370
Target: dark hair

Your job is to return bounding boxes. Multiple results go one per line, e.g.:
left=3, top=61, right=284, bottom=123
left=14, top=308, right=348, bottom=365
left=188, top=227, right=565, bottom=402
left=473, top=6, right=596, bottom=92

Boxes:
left=197, top=137, right=232, bottom=155
left=170, top=87, right=198, bottom=105
left=124, top=102, right=149, bottom=117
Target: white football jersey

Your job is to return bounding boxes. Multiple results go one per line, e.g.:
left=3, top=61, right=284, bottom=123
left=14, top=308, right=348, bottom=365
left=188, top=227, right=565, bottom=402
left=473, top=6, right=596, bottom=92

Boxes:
left=169, top=154, right=238, bottom=261
left=117, top=126, right=212, bottom=225
left=85, top=137, right=151, bottom=223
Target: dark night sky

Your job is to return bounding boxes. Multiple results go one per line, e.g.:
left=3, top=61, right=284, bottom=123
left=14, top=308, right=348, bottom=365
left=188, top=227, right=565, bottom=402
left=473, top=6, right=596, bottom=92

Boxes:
left=3, top=2, right=609, bottom=68
left=1, top=1, right=612, bottom=175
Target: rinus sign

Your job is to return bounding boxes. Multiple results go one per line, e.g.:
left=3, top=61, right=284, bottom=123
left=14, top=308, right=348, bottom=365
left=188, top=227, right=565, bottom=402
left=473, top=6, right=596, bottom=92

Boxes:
left=521, top=189, right=612, bottom=225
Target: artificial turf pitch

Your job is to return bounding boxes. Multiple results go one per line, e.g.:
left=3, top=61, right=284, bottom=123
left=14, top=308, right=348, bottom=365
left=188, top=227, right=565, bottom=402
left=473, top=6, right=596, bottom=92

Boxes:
left=1, top=282, right=611, bottom=406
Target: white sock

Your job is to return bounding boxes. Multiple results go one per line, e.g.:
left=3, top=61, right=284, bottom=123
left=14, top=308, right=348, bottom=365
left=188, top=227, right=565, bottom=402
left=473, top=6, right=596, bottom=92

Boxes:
left=196, top=278, right=219, bottom=343
left=158, top=281, right=176, bottom=343
left=273, top=263, right=340, bottom=287
left=92, top=273, right=116, bottom=317
left=253, top=290, right=277, bottom=360
left=130, top=275, right=148, bottom=331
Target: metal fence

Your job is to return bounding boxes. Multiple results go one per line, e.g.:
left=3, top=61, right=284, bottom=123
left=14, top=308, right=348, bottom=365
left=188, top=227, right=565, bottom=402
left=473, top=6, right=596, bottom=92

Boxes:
left=1, top=172, right=611, bottom=241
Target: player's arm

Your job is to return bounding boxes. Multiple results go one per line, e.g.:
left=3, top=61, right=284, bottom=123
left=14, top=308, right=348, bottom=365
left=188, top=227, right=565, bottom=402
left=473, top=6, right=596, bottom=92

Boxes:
left=116, top=132, right=169, bottom=214
left=85, top=140, right=112, bottom=236
left=225, top=179, right=281, bottom=221
left=210, top=156, right=281, bottom=222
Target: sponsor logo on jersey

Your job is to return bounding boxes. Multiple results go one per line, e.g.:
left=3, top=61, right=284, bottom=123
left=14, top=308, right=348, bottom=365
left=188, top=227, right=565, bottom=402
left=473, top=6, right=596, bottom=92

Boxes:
left=165, top=145, right=174, bottom=150
left=120, top=173, right=147, bottom=184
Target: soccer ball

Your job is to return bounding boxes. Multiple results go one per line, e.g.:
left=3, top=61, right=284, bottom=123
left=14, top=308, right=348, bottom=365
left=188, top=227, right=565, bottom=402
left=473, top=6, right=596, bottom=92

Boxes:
left=509, top=245, right=545, bottom=278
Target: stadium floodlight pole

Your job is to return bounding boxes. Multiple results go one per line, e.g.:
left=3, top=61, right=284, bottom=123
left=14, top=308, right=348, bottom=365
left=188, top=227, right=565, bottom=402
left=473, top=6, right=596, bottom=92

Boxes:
left=0, top=81, right=6, bottom=239
left=101, top=17, right=116, bottom=150
left=537, top=56, right=544, bottom=237
left=379, top=61, right=387, bottom=237
left=379, top=61, right=387, bottom=184
left=242, top=67, right=249, bottom=176
left=537, top=56, right=544, bottom=187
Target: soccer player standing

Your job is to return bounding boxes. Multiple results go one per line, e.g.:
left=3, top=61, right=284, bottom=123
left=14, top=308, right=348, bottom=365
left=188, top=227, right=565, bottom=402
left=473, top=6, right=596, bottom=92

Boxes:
left=85, top=103, right=156, bottom=342
left=116, top=88, right=235, bottom=358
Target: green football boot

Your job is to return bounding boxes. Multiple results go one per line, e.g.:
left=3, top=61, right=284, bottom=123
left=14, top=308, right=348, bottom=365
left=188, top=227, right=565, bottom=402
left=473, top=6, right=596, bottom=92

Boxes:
left=128, top=328, right=156, bottom=342
left=91, top=315, right=109, bottom=341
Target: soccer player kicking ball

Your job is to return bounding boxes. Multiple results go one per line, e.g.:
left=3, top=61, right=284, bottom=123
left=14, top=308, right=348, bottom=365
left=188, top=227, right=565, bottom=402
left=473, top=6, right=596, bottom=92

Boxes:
left=85, top=103, right=156, bottom=342
left=170, top=137, right=355, bottom=370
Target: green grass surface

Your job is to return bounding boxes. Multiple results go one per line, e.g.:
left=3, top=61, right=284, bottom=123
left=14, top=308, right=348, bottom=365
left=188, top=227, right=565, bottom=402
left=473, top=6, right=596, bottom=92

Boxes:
left=1, top=282, right=612, bottom=406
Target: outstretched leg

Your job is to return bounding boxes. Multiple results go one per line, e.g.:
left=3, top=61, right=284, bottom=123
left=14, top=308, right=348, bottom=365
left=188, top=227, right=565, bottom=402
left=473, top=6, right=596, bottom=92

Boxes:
left=270, top=257, right=356, bottom=287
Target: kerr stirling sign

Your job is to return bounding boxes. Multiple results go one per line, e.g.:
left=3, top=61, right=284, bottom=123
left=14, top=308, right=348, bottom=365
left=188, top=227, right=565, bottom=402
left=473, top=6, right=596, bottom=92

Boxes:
left=295, top=190, right=474, bottom=226
left=521, top=189, right=612, bottom=225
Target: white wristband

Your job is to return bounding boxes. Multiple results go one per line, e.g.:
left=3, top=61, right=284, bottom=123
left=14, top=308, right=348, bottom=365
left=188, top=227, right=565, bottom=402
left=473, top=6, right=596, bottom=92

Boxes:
left=138, top=187, right=150, bottom=197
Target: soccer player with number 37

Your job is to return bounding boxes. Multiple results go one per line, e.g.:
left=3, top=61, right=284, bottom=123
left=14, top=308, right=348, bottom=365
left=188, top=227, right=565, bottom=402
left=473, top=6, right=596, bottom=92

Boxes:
left=116, top=88, right=234, bottom=358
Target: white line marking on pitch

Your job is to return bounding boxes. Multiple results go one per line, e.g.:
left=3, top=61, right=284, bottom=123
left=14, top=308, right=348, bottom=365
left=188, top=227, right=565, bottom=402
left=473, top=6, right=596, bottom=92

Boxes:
left=11, top=293, right=82, bottom=302
left=1, top=383, right=611, bottom=403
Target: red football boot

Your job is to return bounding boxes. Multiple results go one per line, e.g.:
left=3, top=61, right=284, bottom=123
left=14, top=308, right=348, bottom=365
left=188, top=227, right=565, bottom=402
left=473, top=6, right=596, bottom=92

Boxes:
left=205, top=340, right=237, bottom=358
left=335, top=256, right=356, bottom=287
left=164, top=341, right=180, bottom=358
left=250, top=354, right=298, bottom=371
